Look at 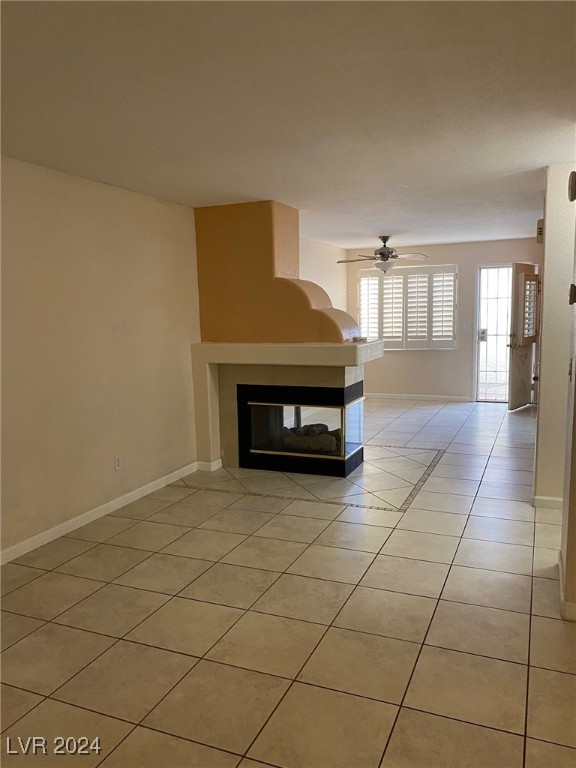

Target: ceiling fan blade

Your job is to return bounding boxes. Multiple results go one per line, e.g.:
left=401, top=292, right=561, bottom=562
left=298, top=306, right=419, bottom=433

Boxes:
left=336, top=257, right=377, bottom=263
left=396, top=253, right=428, bottom=260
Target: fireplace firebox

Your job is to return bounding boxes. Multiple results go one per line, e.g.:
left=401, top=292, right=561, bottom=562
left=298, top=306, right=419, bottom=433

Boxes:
left=237, top=382, right=363, bottom=477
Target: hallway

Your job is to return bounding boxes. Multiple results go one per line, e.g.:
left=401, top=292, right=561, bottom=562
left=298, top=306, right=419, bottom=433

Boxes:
left=1, top=400, right=575, bottom=767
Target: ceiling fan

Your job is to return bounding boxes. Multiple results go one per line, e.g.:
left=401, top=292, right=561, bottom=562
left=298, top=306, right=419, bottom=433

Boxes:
left=337, top=236, right=428, bottom=273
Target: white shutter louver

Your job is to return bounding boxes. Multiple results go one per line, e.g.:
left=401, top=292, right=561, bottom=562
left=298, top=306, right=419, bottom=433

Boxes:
left=381, top=273, right=404, bottom=343
left=359, top=274, right=380, bottom=340
left=406, top=272, right=429, bottom=346
left=521, top=275, right=538, bottom=343
left=432, top=269, right=456, bottom=347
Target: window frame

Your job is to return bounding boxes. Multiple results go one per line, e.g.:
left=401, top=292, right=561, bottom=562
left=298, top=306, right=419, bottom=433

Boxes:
left=357, top=263, right=458, bottom=350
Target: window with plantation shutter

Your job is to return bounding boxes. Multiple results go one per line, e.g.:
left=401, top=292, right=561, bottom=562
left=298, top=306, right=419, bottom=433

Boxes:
left=358, top=264, right=457, bottom=350
left=358, top=274, right=380, bottom=340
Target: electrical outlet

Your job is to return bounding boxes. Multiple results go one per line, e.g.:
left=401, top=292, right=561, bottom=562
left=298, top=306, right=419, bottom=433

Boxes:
left=114, top=455, right=122, bottom=471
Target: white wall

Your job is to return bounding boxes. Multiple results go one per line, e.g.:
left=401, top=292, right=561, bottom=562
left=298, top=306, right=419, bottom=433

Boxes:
left=346, top=238, right=542, bottom=398
left=534, top=163, right=576, bottom=504
left=299, top=237, right=347, bottom=311
left=1, top=158, right=200, bottom=552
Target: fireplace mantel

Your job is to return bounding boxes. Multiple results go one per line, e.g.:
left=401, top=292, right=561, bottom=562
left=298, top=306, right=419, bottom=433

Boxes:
left=191, top=340, right=384, bottom=367
left=191, top=341, right=384, bottom=469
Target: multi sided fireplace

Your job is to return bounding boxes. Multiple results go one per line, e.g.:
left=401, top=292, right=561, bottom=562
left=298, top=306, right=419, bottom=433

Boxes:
left=192, top=202, right=383, bottom=475
left=237, top=382, right=364, bottom=477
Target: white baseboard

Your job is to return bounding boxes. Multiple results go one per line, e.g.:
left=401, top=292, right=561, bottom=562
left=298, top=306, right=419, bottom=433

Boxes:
left=533, top=495, right=563, bottom=509
left=558, top=551, right=576, bottom=622
left=1, top=461, right=199, bottom=565
left=365, top=393, right=473, bottom=402
left=197, top=459, right=223, bottom=471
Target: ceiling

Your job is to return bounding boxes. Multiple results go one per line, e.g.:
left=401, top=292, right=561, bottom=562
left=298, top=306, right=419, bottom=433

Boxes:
left=2, top=1, right=575, bottom=248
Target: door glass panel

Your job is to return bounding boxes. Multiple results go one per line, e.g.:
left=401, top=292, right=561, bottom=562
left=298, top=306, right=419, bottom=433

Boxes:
left=477, top=266, right=513, bottom=402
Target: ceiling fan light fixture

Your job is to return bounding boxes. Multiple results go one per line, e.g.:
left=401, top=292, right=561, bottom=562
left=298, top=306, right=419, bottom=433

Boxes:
left=374, top=260, right=395, bottom=273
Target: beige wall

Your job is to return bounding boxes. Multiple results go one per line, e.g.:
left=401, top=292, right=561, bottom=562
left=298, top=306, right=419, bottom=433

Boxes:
left=346, top=238, right=542, bottom=398
left=535, top=163, right=576, bottom=503
left=1, top=157, right=200, bottom=551
left=299, top=238, right=347, bottom=311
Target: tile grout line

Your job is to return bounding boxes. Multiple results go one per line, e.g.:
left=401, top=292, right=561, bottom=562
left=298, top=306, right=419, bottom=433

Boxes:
left=2, top=459, right=545, bottom=616
left=240, top=529, right=384, bottom=761
left=3, top=647, right=572, bottom=748
left=376, top=438, right=484, bottom=765
left=3, top=453, right=554, bottom=649
left=6, top=492, right=382, bottom=755
left=91, top=501, right=385, bottom=766
left=3, top=588, right=564, bottom=738
left=176, top=480, right=401, bottom=512
left=377, top=401, right=533, bottom=764
left=23, top=498, right=270, bottom=739
left=234, top=397, right=492, bottom=761
left=397, top=448, right=444, bottom=513
left=92, top=725, right=139, bottom=768
left=45, top=576, right=249, bottom=765
left=3, top=541, right=561, bottom=631
left=522, top=526, right=537, bottom=768
left=5, top=593, right=572, bottom=676
left=2, top=402, right=551, bottom=762
left=7, top=491, right=383, bottom=758
left=4, top=648, right=574, bottom=759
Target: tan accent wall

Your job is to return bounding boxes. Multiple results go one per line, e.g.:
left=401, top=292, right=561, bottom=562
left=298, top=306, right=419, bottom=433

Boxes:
left=1, top=158, right=199, bottom=551
left=346, top=238, right=542, bottom=399
left=195, top=201, right=359, bottom=343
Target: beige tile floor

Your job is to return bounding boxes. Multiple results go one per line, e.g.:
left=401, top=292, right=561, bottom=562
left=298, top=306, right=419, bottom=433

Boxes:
left=1, top=399, right=575, bottom=768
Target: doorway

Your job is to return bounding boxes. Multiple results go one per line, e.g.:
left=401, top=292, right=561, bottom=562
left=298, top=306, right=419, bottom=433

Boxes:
left=476, top=266, right=513, bottom=402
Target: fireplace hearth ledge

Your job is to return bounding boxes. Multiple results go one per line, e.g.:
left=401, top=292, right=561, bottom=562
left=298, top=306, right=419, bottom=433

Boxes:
left=191, top=341, right=384, bottom=469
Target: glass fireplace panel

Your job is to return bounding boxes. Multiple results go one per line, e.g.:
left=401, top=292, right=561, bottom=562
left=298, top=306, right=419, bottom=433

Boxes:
left=345, top=398, right=364, bottom=456
left=249, top=399, right=363, bottom=460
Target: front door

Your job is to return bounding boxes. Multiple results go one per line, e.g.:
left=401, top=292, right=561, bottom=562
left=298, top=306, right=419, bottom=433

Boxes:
left=477, top=265, right=513, bottom=402
left=508, top=263, right=539, bottom=410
